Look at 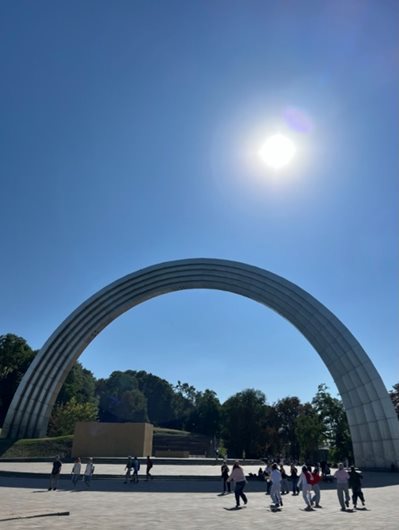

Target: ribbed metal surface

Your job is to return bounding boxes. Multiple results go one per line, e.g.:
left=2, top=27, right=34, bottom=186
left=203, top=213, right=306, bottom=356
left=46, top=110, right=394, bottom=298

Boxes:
left=3, top=259, right=398, bottom=468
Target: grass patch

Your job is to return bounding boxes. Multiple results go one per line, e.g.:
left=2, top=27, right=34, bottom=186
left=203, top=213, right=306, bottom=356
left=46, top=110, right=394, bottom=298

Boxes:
left=0, top=435, right=73, bottom=458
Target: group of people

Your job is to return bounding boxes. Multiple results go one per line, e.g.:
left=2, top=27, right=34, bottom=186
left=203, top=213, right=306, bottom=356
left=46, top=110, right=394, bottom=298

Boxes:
left=220, top=460, right=366, bottom=512
left=124, top=455, right=153, bottom=483
left=49, top=455, right=155, bottom=490
left=49, top=455, right=95, bottom=490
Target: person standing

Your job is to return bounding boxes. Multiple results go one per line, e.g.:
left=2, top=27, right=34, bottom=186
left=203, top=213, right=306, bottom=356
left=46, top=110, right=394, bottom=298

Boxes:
left=334, top=463, right=350, bottom=511
left=48, top=455, right=62, bottom=491
left=348, top=466, right=366, bottom=509
left=290, top=463, right=299, bottom=495
left=132, top=456, right=140, bottom=483
left=280, top=465, right=289, bottom=495
left=83, top=458, right=95, bottom=487
left=311, top=466, right=322, bottom=508
left=221, top=460, right=231, bottom=494
left=124, top=456, right=133, bottom=483
left=264, top=462, right=272, bottom=495
left=71, top=457, right=81, bottom=488
left=270, top=463, right=283, bottom=509
left=227, top=461, right=248, bottom=509
left=297, top=465, right=313, bottom=511
left=146, top=455, right=153, bottom=480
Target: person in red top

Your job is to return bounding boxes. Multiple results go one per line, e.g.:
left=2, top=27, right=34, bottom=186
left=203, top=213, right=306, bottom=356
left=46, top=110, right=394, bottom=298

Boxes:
left=311, top=466, right=322, bottom=508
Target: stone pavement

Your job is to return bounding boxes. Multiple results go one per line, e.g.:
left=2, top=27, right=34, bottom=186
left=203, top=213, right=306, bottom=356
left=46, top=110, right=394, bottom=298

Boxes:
left=0, top=465, right=398, bottom=529
left=0, top=461, right=263, bottom=478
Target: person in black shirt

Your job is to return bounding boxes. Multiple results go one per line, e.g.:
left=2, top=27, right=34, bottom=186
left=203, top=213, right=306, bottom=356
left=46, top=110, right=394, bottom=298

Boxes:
left=348, top=466, right=366, bottom=508
left=48, top=455, right=62, bottom=491
left=290, top=464, right=299, bottom=495
left=221, top=461, right=231, bottom=494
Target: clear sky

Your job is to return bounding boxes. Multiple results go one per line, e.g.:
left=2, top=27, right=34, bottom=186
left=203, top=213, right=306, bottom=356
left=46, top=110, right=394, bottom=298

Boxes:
left=1, top=1, right=398, bottom=405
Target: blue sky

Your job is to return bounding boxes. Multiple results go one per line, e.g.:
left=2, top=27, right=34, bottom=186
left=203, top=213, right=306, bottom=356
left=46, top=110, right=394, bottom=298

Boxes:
left=1, top=0, right=397, bottom=405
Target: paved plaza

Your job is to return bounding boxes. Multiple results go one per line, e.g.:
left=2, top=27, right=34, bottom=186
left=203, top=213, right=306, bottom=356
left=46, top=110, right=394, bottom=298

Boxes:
left=0, top=463, right=398, bottom=529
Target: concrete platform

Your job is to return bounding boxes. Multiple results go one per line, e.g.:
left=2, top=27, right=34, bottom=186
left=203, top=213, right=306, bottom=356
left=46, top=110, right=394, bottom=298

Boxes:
left=0, top=463, right=398, bottom=529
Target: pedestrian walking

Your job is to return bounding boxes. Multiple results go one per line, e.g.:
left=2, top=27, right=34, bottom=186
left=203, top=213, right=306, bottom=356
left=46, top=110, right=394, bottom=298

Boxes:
left=124, top=456, right=133, bottom=483
left=146, top=455, right=153, bottom=480
left=280, top=465, right=289, bottom=494
left=221, top=460, right=231, bottom=494
left=270, top=463, right=283, bottom=509
left=264, top=462, right=272, bottom=495
left=290, top=463, right=299, bottom=495
left=132, top=456, right=140, bottom=483
left=48, top=455, right=62, bottom=491
left=334, top=463, right=350, bottom=511
left=348, top=466, right=366, bottom=509
left=83, top=458, right=95, bottom=487
left=71, top=457, right=81, bottom=488
left=227, top=461, right=248, bottom=509
left=297, top=465, right=313, bottom=511
left=311, top=466, right=322, bottom=508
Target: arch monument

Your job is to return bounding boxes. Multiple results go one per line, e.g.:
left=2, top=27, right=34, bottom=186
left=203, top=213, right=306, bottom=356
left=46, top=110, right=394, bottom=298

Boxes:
left=2, top=259, right=398, bottom=469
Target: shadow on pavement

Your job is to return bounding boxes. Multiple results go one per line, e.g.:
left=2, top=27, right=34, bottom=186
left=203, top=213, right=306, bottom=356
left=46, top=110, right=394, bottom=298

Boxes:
left=0, top=471, right=398, bottom=494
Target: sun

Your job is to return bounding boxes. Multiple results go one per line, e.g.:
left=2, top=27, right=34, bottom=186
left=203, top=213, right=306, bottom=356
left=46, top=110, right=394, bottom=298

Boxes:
left=258, top=133, right=296, bottom=169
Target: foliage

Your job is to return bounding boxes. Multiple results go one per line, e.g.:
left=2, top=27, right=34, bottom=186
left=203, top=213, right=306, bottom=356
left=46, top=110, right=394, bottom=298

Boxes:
left=189, top=389, right=221, bottom=436
left=132, top=370, right=177, bottom=426
left=312, top=384, right=353, bottom=462
left=389, top=383, right=399, bottom=419
left=48, top=397, right=98, bottom=436
left=0, top=334, right=36, bottom=425
left=1, top=333, right=357, bottom=463
left=295, top=405, right=325, bottom=462
left=171, top=380, right=198, bottom=430
left=96, top=371, right=148, bottom=422
left=56, top=362, right=97, bottom=406
left=221, top=389, right=268, bottom=458
left=274, top=396, right=304, bottom=460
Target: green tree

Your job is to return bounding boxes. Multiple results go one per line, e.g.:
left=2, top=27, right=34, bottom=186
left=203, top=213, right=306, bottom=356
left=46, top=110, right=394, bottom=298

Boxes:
left=96, top=371, right=148, bottom=422
left=389, top=383, right=399, bottom=419
left=48, top=397, right=98, bottom=436
left=56, top=362, right=97, bottom=406
left=133, top=371, right=177, bottom=426
left=295, top=405, right=324, bottom=462
left=0, top=334, right=36, bottom=425
left=172, top=381, right=199, bottom=430
left=221, top=389, right=268, bottom=458
left=260, top=405, right=281, bottom=458
left=190, top=389, right=221, bottom=436
left=312, top=384, right=352, bottom=462
left=274, top=396, right=304, bottom=460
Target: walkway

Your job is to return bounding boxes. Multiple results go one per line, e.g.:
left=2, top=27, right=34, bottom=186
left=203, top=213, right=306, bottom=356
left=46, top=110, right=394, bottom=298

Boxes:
left=0, top=462, right=398, bottom=529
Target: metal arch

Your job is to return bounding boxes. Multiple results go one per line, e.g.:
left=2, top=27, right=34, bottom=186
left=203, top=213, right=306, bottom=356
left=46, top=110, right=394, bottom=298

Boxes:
left=3, top=258, right=398, bottom=468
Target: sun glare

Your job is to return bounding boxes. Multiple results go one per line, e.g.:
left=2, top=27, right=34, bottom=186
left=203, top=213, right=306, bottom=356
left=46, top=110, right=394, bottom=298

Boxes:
left=258, top=133, right=296, bottom=169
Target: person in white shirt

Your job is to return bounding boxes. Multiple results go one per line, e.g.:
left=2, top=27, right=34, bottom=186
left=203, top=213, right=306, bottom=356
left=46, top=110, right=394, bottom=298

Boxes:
left=297, top=465, right=313, bottom=511
left=71, top=457, right=81, bottom=487
left=270, top=463, right=283, bottom=508
left=227, top=461, right=248, bottom=508
left=334, top=463, right=350, bottom=511
left=264, top=462, right=272, bottom=495
left=83, top=458, right=95, bottom=487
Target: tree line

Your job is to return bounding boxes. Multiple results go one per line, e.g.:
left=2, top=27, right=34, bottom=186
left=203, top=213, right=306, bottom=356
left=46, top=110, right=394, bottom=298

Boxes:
left=1, top=333, right=398, bottom=461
